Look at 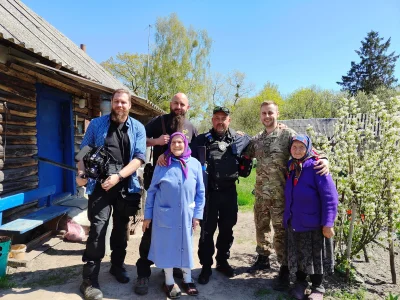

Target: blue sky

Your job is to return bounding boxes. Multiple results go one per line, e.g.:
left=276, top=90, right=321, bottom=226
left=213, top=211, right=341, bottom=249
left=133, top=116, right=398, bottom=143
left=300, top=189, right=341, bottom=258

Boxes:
left=23, top=0, right=400, bottom=97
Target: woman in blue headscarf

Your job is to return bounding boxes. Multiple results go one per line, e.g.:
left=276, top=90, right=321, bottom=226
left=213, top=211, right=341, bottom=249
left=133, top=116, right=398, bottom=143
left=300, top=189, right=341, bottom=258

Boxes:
left=284, top=134, right=338, bottom=300
left=143, top=132, right=205, bottom=298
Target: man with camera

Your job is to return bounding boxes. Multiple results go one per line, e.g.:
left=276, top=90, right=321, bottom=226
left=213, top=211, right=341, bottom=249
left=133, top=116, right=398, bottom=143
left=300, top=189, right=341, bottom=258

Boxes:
left=134, top=92, right=198, bottom=295
left=76, top=88, right=146, bottom=300
left=191, top=106, right=251, bottom=285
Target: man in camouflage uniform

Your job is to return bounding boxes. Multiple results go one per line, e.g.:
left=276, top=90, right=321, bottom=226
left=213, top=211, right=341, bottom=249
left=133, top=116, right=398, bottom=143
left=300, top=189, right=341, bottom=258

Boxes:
left=244, top=101, right=328, bottom=290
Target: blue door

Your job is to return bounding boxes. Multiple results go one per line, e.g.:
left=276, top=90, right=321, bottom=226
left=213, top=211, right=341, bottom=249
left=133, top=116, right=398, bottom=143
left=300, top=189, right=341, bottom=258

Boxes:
left=36, top=84, right=75, bottom=196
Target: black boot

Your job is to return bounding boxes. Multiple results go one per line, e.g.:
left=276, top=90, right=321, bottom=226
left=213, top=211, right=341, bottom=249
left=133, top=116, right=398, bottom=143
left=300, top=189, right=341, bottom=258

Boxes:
left=80, top=279, right=103, bottom=300
left=272, top=265, right=290, bottom=291
left=198, top=265, right=212, bottom=285
left=81, top=261, right=103, bottom=300
left=246, top=255, right=270, bottom=273
left=110, top=264, right=130, bottom=283
left=216, top=260, right=235, bottom=278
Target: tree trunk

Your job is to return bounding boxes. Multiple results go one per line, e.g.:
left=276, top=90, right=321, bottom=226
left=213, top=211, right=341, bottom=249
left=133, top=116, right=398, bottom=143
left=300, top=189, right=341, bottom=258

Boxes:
left=388, top=207, right=397, bottom=284
left=363, top=246, right=369, bottom=263
left=346, top=203, right=357, bottom=281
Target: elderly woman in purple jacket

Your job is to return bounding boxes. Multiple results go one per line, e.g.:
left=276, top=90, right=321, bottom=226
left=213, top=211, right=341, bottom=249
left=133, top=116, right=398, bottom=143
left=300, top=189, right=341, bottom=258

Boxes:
left=284, top=134, right=338, bottom=300
left=143, top=132, right=205, bottom=299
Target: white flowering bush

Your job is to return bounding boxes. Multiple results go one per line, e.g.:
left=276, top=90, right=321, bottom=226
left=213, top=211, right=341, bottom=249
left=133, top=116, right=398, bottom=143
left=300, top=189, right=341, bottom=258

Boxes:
left=308, top=96, right=400, bottom=276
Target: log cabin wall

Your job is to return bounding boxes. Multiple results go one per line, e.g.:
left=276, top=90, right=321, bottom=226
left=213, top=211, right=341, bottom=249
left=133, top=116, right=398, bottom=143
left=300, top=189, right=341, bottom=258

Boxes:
left=0, top=63, right=39, bottom=196
left=0, top=61, right=103, bottom=197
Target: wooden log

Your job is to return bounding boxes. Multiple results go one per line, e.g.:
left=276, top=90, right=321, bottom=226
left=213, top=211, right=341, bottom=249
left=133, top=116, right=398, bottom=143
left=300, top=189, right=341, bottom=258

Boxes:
left=0, top=63, right=36, bottom=84
left=0, top=124, right=36, bottom=136
left=91, top=99, right=100, bottom=109
left=0, top=72, right=36, bottom=93
left=0, top=176, right=38, bottom=193
left=10, top=63, right=95, bottom=98
left=92, top=108, right=101, bottom=118
left=0, top=157, right=37, bottom=169
left=73, top=106, right=90, bottom=116
left=0, top=166, right=38, bottom=182
left=0, top=183, right=38, bottom=195
left=74, top=111, right=91, bottom=119
left=10, top=59, right=162, bottom=116
left=0, top=114, right=36, bottom=126
left=0, top=94, right=37, bottom=108
left=0, top=102, right=36, bottom=118
left=0, top=135, right=37, bottom=145
left=0, top=145, right=38, bottom=158
left=0, top=82, right=35, bottom=102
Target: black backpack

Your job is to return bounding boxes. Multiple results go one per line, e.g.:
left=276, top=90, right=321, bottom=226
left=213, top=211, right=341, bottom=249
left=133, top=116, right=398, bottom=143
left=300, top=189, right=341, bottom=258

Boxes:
left=238, top=155, right=253, bottom=178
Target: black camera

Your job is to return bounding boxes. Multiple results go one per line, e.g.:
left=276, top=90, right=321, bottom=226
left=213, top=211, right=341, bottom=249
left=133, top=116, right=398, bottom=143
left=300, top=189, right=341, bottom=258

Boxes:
left=76, top=145, right=118, bottom=182
left=84, top=146, right=110, bottom=181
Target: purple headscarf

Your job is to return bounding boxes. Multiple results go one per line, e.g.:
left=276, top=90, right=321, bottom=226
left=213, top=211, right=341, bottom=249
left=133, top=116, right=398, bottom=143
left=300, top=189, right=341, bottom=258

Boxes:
left=288, top=134, right=317, bottom=186
left=164, top=132, right=192, bottom=178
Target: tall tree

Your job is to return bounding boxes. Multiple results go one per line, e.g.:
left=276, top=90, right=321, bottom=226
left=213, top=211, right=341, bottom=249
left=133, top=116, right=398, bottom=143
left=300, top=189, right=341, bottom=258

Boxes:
left=280, top=86, right=340, bottom=119
left=149, top=13, right=212, bottom=114
left=196, top=70, right=254, bottom=133
left=226, top=70, right=255, bottom=106
left=102, top=13, right=212, bottom=115
left=207, top=71, right=254, bottom=107
left=230, top=82, right=283, bottom=135
left=101, top=53, right=147, bottom=95
left=337, top=31, right=399, bottom=95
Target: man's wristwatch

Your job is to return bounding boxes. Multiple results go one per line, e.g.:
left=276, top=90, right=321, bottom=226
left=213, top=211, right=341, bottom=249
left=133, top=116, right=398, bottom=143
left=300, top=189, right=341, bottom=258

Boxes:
left=117, top=172, right=124, bottom=182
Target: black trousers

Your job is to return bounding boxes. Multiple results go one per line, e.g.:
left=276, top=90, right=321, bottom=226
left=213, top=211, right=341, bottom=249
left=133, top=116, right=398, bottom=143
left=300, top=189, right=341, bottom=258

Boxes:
left=198, top=186, right=238, bottom=266
left=136, top=221, right=154, bottom=278
left=82, top=182, right=130, bottom=280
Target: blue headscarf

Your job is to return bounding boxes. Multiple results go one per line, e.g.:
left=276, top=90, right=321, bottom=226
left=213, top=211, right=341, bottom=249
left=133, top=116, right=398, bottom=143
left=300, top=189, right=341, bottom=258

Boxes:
left=288, top=134, right=316, bottom=185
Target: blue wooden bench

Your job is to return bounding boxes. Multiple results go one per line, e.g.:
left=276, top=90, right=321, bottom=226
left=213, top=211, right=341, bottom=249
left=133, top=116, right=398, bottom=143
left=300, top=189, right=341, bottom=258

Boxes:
left=0, top=186, right=70, bottom=234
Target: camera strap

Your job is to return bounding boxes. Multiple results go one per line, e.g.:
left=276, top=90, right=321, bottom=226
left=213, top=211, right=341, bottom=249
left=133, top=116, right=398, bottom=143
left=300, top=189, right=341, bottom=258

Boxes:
left=161, top=115, right=166, bottom=135
left=149, top=115, right=167, bottom=164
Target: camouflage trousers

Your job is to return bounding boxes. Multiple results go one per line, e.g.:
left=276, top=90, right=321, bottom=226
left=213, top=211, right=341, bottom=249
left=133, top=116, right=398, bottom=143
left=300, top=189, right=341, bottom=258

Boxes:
left=253, top=194, right=287, bottom=265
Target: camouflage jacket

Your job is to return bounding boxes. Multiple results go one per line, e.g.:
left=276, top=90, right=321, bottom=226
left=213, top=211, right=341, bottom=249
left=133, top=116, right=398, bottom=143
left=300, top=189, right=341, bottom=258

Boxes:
left=244, top=127, right=295, bottom=200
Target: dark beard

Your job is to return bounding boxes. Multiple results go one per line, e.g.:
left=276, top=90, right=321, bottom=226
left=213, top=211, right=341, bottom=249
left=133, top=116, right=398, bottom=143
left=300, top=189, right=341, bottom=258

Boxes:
left=111, top=110, right=128, bottom=124
left=169, top=110, right=186, bottom=132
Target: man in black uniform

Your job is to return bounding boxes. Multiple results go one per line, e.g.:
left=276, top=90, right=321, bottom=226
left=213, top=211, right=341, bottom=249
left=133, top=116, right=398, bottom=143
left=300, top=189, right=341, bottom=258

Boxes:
left=192, top=106, right=250, bottom=285
left=77, top=89, right=146, bottom=300
left=134, top=92, right=198, bottom=295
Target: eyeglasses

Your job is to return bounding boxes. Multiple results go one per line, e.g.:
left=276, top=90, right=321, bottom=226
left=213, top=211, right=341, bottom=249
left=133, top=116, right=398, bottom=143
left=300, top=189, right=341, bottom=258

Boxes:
left=213, top=106, right=230, bottom=115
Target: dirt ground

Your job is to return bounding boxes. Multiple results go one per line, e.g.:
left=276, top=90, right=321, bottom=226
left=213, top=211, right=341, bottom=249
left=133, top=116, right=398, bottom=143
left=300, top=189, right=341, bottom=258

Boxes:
left=0, top=211, right=399, bottom=300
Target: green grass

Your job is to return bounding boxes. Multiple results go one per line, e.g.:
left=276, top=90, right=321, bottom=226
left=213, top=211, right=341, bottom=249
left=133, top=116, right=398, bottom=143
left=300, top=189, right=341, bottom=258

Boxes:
left=386, top=293, right=400, bottom=300
left=0, top=275, right=16, bottom=289
left=21, top=265, right=81, bottom=288
left=325, top=288, right=366, bottom=300
left=237, top=169, right=256, bottom=210
left=254, top=288, right=293, bottom=300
